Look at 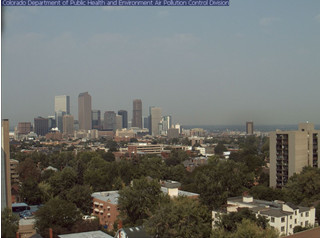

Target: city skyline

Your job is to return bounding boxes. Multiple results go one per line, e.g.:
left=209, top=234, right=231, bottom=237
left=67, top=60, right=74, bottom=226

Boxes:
left=2, top=1, right=320, bottom=126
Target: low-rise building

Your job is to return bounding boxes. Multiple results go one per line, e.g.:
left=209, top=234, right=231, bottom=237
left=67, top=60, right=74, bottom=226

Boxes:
left=212, top=195, right=316, bottom=236
left=160, top=180, right=199, bottom=199
left=91, top=191, right=119, bottom=230
left=128, top=143, right=163, bottom=155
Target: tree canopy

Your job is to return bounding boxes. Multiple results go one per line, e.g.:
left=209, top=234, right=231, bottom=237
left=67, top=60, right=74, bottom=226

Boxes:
left=118, top=177, right=163, bottom=226
left=145, top=196, right=211, bottom=238
left=1, top=208, right=19, bottom=238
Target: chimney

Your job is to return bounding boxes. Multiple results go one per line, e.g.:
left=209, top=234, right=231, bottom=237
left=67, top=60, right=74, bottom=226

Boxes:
left=16, top=232, right=19, bottom=238
left=49, top=228, right=53, bottom=238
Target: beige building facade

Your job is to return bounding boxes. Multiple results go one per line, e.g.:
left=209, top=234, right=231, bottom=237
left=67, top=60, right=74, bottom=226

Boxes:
left=78, top=92, right=92, bottom=131
left=270, top=123, right=319, bottom=188
left=63, top=115, right=74, bottom=136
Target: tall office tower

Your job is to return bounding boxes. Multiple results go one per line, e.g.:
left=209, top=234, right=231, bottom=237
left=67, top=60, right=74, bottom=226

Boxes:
left=78, top=92, right=92, bottom=131
left=270, top=122, right=320, bottom=188
left=246, top=121, right=254, bottom=135
left=17, top=122, right=32, bottom=135
left=104, top=111, right=116, bottom=131
left=118, top=110, right=128, bottom=129
left=48, top=116, right=56, bottom=130
left=144, top=117, right=149, bottom=129
left=63, top=115, right=74, bottom=136
left=162, top=115, right=172, bottom=132
left=34, top=117, right=49, bottom=136
left=55, top=111, right=66, bottom=132
left=150, top=107, right=162, bottom=136
left=2, top=119, right=12, bottom=210
left=92, top=110, right=101, bottom=130
left=116, top=115, right=123, bottom=130
left=55, top=95, right=70, bottom=115
left=132, top=99, right=142, bottom=128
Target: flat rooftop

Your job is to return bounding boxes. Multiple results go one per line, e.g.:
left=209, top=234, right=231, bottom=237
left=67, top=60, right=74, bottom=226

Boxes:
left=91, top=191, right=119, bottom=204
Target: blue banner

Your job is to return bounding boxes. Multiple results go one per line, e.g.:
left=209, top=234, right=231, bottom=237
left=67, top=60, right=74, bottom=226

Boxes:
left=2, top=0, right=229, bottom=6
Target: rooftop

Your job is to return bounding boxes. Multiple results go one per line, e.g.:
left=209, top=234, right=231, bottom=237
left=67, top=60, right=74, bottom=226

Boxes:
left=58, top=231, right=113, bottom=238
left=91, top=191, right=119, bottom=204
left=121, top=226, right=151, bottom=238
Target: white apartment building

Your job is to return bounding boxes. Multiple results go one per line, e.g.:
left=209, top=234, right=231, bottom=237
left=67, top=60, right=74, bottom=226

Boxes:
left=212, top=195, right=315, bottom=236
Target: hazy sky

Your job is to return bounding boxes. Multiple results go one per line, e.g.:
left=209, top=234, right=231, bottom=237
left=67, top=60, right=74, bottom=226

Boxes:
left=2, top=1, right=320, bottom=127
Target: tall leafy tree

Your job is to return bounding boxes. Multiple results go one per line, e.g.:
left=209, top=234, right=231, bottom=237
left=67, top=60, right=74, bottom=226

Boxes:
left=35, top=197, right=81, bottom=238
left=66, top=185, right=92, bottom=214
left=48, top=167, right=77, bottom=198
left=195, top=159, right=254, bottom=209
left=284, top=166, right=320, bottom=206
left=145, top=196, right=211, bottom=238
left=118, top=177, right=163, bottom=226
left=1, top=208, right=19, bottom=238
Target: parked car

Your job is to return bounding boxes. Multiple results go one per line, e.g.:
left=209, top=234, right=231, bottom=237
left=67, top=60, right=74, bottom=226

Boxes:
left=19, top=210, right=33, bottom=219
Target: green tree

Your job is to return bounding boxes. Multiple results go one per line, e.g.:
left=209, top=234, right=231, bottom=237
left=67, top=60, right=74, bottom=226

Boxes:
left=1, top=208, right=19, bottom=238
left=214, top=142, right=227, bottom=156
left=17, top=157, right=41, bottom=182
left=20, top=178, right=43, bottom=205
left=145, top=196, right=211, bottom=238
left=249, top=185, right=285, bottom=202
left=66, top=185, right=92, bottom=214
left=118, top=177, right=163, bottom=226
left=211, top=219, right=278, bottom=238
left=215, top=208, right=268, bottom=232
left=165, top=150, right=189, bottom=166
left=35, top=197, right=81, bottom=238
left=195, top=159, right=254, bottom=209
left=284, top=166, right=320, bottom=206
left=49, top=167, right=77, bottom=198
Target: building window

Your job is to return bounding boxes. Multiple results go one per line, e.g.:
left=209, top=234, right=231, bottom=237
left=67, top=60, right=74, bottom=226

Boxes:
left=295, top=219, right=297, bottom=224
left=301, top=222, right=303, bottom=226
left=271, top=217, right=275, bottom=223
left=281, top=226, right=285, bottom=232
left=290, top=225, right=292, bottom=229
left=281, top=217, right=285, bottom=223
left=295, top=211, right=297, bottom=215
left=306, top=212, right=309, bottom=217
left=305, top=221, right=309, bottom=226
left=301, top=213, right=303, bottom=217
left=290, top=216, right=292, bottom=219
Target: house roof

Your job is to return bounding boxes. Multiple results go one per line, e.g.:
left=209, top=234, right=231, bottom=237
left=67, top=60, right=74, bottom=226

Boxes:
left=283, top=227, right=320, bottom=238
left=58, top=231, right=113, bottom=238
left=91, top=191, right=119, bottom=204
left=122, top=226, right=152, bottom=238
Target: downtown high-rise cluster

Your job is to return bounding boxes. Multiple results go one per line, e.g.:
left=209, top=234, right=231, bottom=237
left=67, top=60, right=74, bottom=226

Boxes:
left=16, top=92, right=177, bottom=138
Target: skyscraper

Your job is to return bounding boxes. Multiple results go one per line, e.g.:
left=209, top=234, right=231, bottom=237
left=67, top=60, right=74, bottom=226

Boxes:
left=246, top=121, right=254, bottom=135
left=63, top=115, right=74, bottom=136
left=150, top=107, right=162, bottom=136
left=162, top=115, right=172, bottom=133
left=34, top=117, right=49, bottom=136
left=132, top=99, right=142, bottom=128
left=270, top=122, right=320, bottom=188
left=118, top=110, right=128, bottom=129
left=78, top=92, right=92, bottom=131
left=55, top=95, right=70, bottom=115
left=55, top=111, right=66, bottom=132
left=104, top=111, right=116, bottom=131
left=2, top=119, right=12, bottom=210
left=144, top=116, right=149, bottom=130
left=116, top=115, right=123, bottom=130
left=92, top=110, right=101, bottom=130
